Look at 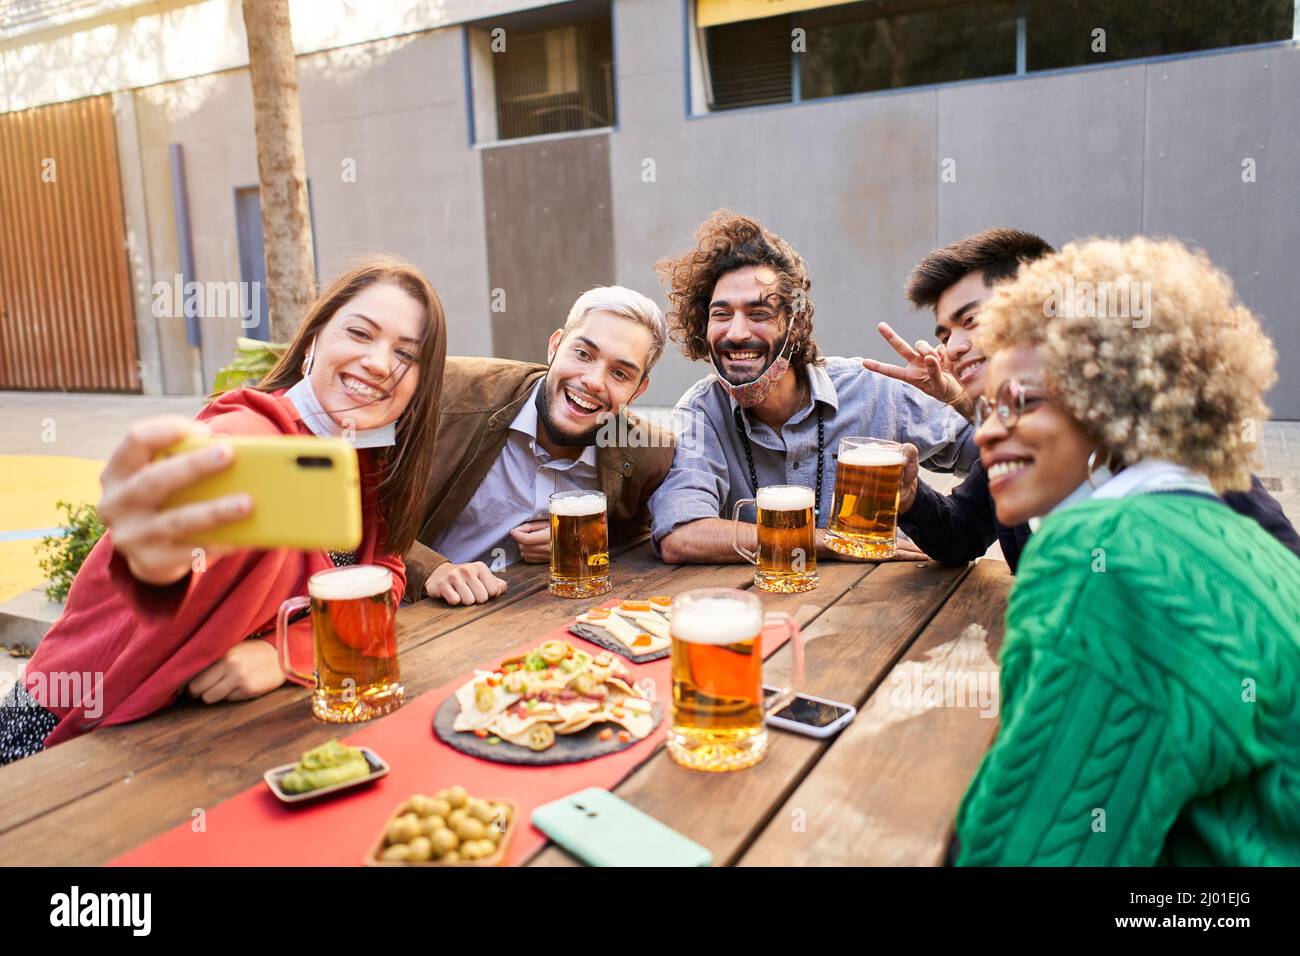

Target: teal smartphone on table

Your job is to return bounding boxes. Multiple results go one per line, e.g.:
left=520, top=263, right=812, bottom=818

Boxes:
left=531, top=787, right=712, bottom=867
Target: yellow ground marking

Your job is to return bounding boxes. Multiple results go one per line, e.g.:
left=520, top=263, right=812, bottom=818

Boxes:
left=0, top=539, right=48, bottom=605
left=0, top=456, right=103, bottom=604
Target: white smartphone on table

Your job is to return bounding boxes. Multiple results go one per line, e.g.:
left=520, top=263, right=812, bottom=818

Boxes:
left=762, top=685, right=856, bottom=738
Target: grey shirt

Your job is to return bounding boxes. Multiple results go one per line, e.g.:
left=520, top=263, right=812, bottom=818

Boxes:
left=648, top=357, right=977, bottom=548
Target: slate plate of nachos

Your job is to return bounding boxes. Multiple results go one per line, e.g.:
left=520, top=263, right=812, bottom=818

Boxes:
left=433, top=639, right=662, bottom=765
left=568, top=596, right=674, bottom=663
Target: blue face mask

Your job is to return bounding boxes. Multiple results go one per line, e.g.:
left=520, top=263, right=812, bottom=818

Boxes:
left=284, top=376, right=397, bottom=448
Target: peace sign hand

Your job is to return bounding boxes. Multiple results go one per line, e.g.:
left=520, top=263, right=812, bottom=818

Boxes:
left=862, top=323, right=972, bottom=420
left=862, top=322, right=963, bottom=402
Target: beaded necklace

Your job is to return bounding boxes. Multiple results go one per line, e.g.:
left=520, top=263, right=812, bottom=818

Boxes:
left=733, top=402, right=825, bottom=521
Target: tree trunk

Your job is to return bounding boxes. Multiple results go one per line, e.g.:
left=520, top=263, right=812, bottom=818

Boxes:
left=241, top=0, right=315, bottom=342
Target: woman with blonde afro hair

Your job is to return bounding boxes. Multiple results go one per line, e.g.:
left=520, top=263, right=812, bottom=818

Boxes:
left=979, top=236, right=1275, bottom=492
left=952, top=236, right=1300, bottom=866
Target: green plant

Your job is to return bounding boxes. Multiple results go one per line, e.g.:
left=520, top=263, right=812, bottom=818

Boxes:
left=211, top=337, right=288, bottom=395
left=37, top=501, right=106, bottom=604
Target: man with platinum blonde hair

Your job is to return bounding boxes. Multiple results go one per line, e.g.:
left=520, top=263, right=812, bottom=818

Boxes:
left=562, top=285, right=668, bottom=369
left=405, top=285, right=673, bottom=606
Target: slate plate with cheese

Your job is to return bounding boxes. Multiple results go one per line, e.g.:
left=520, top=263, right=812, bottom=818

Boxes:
left=568, top=597, right=673, bottom=663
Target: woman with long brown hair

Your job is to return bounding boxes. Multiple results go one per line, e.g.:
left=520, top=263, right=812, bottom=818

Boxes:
left=1, top=256, right=446, bottom=766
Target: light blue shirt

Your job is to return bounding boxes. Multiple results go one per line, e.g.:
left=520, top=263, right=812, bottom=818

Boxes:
left=648, top=357, right=977, bottom=548
left=428, top=382, right=599, bottom=568
left=1028, top=458, right=1214, bottom=532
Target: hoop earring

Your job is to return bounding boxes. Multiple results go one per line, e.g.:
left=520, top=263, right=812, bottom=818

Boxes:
left=301, top=336, right=317, bottom=377
left=1086, top=448, right=1114, bottom=489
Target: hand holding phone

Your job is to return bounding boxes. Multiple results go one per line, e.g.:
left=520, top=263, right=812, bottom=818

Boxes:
left=155, top=433, right=362, bottom=553
left=98, top=416, right=254, bottom=586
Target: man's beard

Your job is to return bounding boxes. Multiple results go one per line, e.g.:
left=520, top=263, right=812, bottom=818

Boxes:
left=711, top=338, right=775, bottom=386
left=536, top=380, right=604, bottom=448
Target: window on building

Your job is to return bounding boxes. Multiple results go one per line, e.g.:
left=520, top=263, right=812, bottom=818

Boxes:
left=1026, top=0, right=1296, bottom=72
left=469, top=1, right=614, bottom=144
left=696, top=0, right=1296, bottom=113
left=705, top=15, right=794, bottom=110
left=799, top=1, right=1018, bottom=100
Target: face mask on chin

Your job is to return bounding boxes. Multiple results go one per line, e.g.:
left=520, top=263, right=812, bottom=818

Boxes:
left=284, top=376, right=398, bottom=448
left=711, top=326, right=795, bottom=408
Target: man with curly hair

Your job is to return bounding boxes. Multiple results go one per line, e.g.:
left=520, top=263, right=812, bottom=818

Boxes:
left=649, top=210, right=976, bottom=564
left=878, top=228, right=1298, bottom=570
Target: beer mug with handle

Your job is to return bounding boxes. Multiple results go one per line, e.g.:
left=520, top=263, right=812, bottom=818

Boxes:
left=668, top=588, right=804, bottom=772
left=548, top=490, right=611, bottom=598
left=276, top=564, right=404, bottom=723
left=825, top=437, right=906, bottom=559
left=732, top=484, right=818, bottom=593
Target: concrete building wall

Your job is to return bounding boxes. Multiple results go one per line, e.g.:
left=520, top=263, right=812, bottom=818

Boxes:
left=1141, top=48, right=1300, bottom=422
left=297, top=31, right=493, bottom=359
left=608, top=0, right=941, bottom=407
left=0, top=0, right=569, bottom=113
left=480, top=132, right=616, bottom=361
left=934, top=66, right=1147, bottom=246
left=12, top=0, right=1295, bottom=417
left=135, top=68, right=258, bottom=393
left=131, top=27, right=491, bottom=393
left=604, top=0, right=1300, bottom=417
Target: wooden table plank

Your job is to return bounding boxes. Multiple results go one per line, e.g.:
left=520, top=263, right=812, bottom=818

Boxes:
left=0, top=537, right=646, bottom=838
left=0, top=545, right=748, bottom=862
left=0, top=564, right=546, bottom=834
left=528, top=559, right=971, bottom=867
left=737, top=559, right=1012, bottom=867
left=1, top=546, right=1008, bottom=868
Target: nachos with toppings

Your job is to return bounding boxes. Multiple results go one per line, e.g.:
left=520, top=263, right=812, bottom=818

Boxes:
left=451, top=639, right=655, bottom=752
left=574, top=596, right=673, bottom=656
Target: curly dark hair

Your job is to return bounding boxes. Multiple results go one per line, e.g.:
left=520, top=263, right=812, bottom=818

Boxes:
left=655, top=210, right=822, bottom=368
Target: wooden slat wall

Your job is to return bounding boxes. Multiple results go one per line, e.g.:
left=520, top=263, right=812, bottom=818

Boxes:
left=0, top=94, right=140, bottom=391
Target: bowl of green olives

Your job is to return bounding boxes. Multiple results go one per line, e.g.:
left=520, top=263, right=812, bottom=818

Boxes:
left=366, top=785, right=518, bottom=866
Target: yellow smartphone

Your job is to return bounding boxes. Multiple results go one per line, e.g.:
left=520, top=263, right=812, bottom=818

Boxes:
left=156, top=435, right=362, bottom=551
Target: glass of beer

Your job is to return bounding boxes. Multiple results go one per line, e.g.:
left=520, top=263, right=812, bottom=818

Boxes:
left=825, top=437, right=905, bottom=559
left=732, top=484, right=818, bottom=593
left=548, top=490, right=611, bottom=598
left=668, top=588, right=804, bottom=773
left=276, top=564, right=403, bottom=723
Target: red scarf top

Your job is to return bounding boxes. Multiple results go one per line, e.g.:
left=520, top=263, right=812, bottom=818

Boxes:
left=24, top=387, right=406, bottom=747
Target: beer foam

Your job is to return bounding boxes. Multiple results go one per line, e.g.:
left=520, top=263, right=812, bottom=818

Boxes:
left=839, top=445, right=905, bottom=467
left=309, top=564, right=392, bottom=601
left=672, top=597, right=763, bottom=645
left=549, top=493, right=606, bottom=517
left=757, top=485, right=814, bottom=511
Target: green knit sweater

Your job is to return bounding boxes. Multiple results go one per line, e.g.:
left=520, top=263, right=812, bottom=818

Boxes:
left=955, top=492, right=1300, bottom=865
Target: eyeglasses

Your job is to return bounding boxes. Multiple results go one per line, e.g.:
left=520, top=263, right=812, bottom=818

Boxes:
left=973, top=378, right=1048, bottom=431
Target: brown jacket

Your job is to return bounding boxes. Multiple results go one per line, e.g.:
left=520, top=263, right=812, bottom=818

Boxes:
left=404, top=356, right=674, bottom=600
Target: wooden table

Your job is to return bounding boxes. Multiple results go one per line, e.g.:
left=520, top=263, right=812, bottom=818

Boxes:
left=0, top=541, right=1011, bottom=866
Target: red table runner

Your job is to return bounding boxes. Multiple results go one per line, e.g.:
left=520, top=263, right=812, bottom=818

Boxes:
left=110, top=615, right=790, bottom=867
